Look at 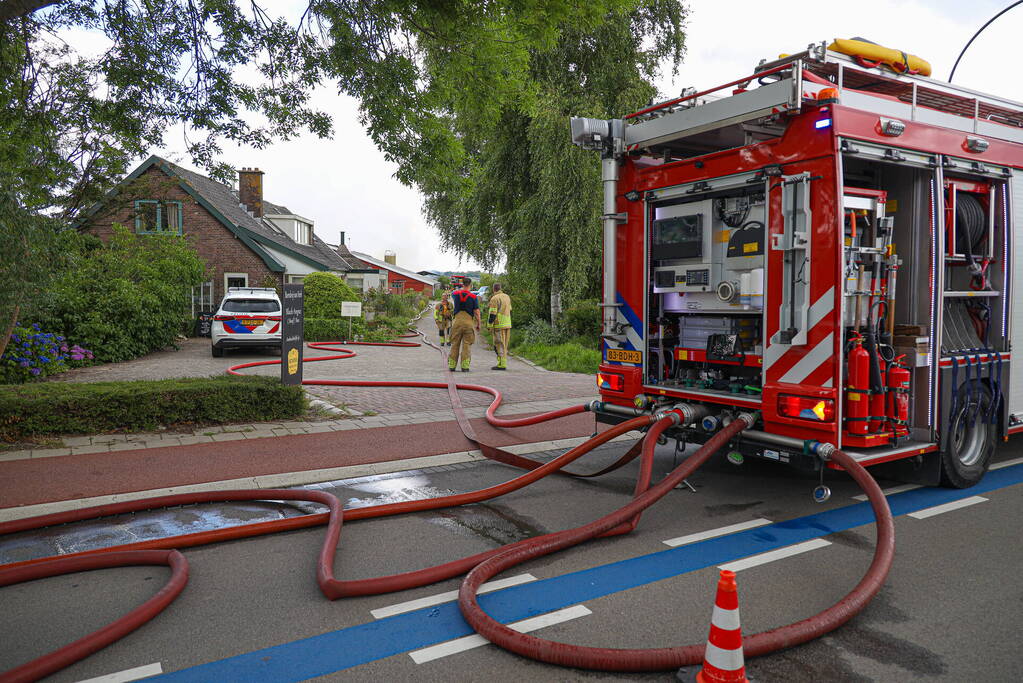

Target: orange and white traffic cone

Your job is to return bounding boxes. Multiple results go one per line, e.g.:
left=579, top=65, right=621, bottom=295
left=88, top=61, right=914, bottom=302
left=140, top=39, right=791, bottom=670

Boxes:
left=696, top=569, right=748, bottom=683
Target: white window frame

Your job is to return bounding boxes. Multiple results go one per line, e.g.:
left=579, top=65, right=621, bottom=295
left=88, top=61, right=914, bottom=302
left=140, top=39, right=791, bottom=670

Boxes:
left=224, top=272, right=248, bottom=292
left=286, top=274, right=306, bottom=284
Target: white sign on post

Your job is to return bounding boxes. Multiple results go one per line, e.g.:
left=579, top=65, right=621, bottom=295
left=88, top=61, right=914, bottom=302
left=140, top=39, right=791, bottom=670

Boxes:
left=340, top=300, right=362, bottom=341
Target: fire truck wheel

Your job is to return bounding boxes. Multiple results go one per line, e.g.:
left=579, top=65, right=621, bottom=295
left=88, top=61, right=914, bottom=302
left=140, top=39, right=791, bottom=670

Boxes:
left=940, top=383, right=995, bottom=488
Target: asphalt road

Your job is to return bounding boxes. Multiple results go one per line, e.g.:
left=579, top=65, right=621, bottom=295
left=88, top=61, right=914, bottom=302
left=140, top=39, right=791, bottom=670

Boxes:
left=3, top=440, right=1023, bottom=682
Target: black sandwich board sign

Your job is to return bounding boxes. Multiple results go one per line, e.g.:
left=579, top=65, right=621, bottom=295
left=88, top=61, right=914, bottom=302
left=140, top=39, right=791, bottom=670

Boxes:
left=281, top=283, right=304, bottom=385
left=194, top=312, right=214, bottom=338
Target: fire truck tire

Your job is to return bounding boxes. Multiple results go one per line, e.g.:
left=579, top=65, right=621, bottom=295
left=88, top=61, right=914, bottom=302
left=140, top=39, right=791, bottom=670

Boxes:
left=941, top=383, right=995, bottom=488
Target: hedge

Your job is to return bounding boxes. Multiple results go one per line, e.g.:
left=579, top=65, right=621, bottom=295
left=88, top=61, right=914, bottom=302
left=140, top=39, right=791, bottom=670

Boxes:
left=305, top=317, right=365, bottom=341
left=0, top=375, right=305, bottom=440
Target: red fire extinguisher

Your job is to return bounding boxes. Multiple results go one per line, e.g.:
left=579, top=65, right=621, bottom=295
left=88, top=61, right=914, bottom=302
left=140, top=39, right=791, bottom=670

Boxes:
left=887, top=355, right=911, bottom=436
left=845, top=335, right=869, bottom=436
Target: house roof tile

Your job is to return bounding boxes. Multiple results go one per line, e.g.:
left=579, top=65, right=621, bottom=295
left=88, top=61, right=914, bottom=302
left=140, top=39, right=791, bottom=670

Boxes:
left=157, top=157, right=362, bottom=272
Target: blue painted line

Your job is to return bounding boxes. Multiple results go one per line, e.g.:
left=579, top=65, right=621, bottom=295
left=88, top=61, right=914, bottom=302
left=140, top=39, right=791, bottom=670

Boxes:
left=155, top=463, right=1023, bottom=682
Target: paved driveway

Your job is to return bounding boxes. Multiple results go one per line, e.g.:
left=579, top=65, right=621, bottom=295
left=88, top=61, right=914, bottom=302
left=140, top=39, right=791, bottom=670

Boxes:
left=50, top=316, right=598, bottom=416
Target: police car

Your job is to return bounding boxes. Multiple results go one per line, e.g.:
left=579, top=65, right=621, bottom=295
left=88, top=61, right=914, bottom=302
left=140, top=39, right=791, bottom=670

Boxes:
left=210, top=287, right=283, bottom=357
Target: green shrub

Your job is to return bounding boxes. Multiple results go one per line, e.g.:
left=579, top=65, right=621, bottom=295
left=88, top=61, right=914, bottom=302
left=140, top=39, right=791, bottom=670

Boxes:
left=28, top=227, right=204, bottom=363
left=363, top=314, right=412, bottom=340
left=304, top=317, right=368, bottom=341
left=501, top=271, right=543, bottom=327
left=303, top=271, right=360, bottom=319
left=363, top=288, right=419, bottom=318
left=0, top=324, right=95, bottom=383
left=559, top=299, right=600, bottom=345
left=520, top=318, right=564, bottom=346
left=0, top=375, right=305, bottom=440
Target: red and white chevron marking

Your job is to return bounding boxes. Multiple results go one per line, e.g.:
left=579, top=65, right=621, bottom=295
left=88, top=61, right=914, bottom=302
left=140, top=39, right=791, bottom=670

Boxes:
left=763, top=286, right=838, bottom=388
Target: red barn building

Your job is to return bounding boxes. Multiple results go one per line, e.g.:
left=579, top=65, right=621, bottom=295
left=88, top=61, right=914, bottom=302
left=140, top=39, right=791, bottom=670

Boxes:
left=351, top=251, right=438, bottom=296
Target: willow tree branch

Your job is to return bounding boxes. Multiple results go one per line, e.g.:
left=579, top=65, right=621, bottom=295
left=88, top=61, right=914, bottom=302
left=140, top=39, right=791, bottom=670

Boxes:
left=0, top=0, right=61, bottom=22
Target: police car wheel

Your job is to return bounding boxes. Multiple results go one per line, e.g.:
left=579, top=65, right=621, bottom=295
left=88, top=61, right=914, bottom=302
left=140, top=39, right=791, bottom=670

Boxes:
left=211, top=345, right=224, bottom=358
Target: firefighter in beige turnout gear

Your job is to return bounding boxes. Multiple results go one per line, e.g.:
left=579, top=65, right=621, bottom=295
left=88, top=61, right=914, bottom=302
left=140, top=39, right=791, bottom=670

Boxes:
left=448, top=283, right=480, bottom=371
left=487, top=283, right=512, bottom=370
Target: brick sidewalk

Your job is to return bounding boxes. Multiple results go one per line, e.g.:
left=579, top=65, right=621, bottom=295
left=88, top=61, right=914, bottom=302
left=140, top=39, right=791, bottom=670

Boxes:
left=8, top=311, right=599, bottom=459
left=0, top=396, right=591, bottom=463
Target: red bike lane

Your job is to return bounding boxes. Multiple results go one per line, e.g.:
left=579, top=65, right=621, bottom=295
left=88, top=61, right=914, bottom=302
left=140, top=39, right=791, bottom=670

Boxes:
left=0, top=411, right=609, bottom=509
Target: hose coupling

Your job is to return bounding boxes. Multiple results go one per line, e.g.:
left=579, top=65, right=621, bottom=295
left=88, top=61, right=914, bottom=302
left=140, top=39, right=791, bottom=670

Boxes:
left=671, top=402, right=710, bottom=426
left=587, top=400, right=602, bottom=413
left=737, top=411, right=759, bottom=428
left=653, top=409, right=682, bottom=425
left=814, top=442, right=837, bottom=461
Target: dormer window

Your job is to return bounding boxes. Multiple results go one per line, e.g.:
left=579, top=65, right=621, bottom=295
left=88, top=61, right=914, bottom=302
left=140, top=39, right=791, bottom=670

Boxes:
left=295, top=220, right=311, bottom=245
left=264, top=213, right=314, bottom=245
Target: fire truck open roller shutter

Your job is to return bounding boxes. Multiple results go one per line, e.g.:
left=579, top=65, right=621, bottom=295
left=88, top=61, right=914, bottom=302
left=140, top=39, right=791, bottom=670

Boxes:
left=624, top=77, right=801, bottom=151
left=645, top=170, right=763, bottom=202
left=1009, top=171, right=1023, bottom=425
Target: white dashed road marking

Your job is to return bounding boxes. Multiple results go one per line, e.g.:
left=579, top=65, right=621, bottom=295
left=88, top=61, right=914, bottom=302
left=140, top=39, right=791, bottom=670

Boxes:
left=719, top=539, right=832, bottom=572
left=408, top=605, right=592, bottom=664
left=371, top=574, right=537, bottom=619
left=662, top=518, right=773, bottom=548
left=908, top=496, right=987, bottom=519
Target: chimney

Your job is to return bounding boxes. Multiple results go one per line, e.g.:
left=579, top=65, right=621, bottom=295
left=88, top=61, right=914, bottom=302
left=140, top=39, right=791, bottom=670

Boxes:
left=338, top=231, right=345, bottom=245
left=238, top=167, right=264, bottom=217
left=384, top=250, right=396, bottom=265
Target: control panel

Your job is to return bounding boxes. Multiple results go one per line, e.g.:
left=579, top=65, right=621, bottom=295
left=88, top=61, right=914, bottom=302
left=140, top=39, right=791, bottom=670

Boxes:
left=649, top=193, right=766, bottom=313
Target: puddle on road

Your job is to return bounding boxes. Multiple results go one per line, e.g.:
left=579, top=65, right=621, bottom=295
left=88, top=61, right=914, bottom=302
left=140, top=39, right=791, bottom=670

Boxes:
left=426, top=503, right=547, bottom=546
left=331, top=474, right=457, bottom=509
left=1, top=463, right=552, bottom=563
left=0, top=502, right=305, bottom=564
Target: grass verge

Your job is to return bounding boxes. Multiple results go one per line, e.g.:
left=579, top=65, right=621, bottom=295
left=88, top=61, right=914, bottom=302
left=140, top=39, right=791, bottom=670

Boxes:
left=511, top=341, right=601, bottom=375
left=0, top=375, right=305, bottom=440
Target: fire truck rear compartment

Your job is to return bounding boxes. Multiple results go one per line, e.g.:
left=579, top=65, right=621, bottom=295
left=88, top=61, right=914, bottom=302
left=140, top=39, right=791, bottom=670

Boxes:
left=647, top=186, right=766, bottom=406
left=633, top=150, right=1009, bottom=475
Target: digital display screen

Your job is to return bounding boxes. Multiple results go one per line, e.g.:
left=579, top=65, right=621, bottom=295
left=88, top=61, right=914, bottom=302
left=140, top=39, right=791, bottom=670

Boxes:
left=685, top=269, right=710, bottom=286
left=651, top=214, right=702, bottom=260
left=655, top=270, right=675, bottom=288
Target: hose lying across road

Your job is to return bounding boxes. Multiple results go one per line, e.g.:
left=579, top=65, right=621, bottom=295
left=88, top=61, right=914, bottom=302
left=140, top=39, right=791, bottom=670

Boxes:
left=0, top=321, right=896, bottom=681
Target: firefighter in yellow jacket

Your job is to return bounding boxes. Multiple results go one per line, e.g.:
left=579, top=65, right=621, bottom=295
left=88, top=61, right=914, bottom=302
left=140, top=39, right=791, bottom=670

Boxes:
left=434, top=294, right=453, bottom=346
left=487, top=283, right=512, bottom=370
left=448, top=283, right=480, bottom=371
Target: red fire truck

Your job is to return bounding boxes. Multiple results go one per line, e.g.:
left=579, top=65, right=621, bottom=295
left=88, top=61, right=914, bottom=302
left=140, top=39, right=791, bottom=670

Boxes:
left=572, top=41, right=1023, bottom=489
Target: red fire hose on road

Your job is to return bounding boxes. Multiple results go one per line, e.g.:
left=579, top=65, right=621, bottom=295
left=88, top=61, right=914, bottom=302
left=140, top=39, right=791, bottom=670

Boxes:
left=0, top=324, right=896, bottom=681
left=458, top=417, right=896, bottom=671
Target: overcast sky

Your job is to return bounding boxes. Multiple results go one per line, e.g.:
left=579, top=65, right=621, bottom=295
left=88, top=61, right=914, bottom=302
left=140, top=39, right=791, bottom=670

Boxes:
left=73, top=1, right=1023, bottom=273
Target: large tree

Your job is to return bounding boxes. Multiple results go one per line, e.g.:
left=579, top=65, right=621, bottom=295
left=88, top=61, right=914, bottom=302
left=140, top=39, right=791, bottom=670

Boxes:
left=0, top=0, right=686, bottom=356
left=419, top=4, right=687, bottom=317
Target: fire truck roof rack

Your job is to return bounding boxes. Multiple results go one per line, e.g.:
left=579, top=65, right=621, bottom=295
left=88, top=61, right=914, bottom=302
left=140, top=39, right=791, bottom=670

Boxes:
left=623, top=41, right=1023, bottom=159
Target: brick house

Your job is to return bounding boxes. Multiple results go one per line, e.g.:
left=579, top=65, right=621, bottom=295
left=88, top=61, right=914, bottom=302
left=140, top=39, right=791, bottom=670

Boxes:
left=350, top=251, right=438, bottom=296
left=78, top=155, right=381, bottom=309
